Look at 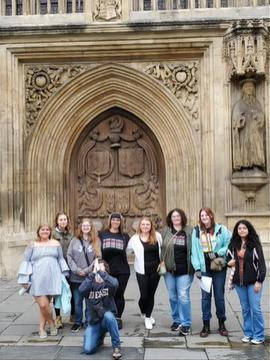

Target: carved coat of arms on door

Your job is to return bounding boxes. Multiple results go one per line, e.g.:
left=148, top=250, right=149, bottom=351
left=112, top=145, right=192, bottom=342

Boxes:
left=75, top=114, right=162, bottom=232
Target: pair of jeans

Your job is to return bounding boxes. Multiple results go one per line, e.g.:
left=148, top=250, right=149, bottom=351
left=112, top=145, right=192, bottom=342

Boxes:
left=164, top=272, right=194, bottom=326
left=234, top=283, right=264, bottom=341
left=201, top=268, right=227, bottom=320
left=72, top=287, right=89, bottom=326
left=83, top=311, right=120, bottom=354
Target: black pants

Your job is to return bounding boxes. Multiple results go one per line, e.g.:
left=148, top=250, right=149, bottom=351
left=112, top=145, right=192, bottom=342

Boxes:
left=136, top=272, right=160, bottom=318
left=111, top=273, right=130, bottom=318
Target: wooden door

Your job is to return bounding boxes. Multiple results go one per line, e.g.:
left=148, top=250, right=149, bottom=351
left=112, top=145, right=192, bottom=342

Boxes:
left=70, top=108, right=165, bottom=236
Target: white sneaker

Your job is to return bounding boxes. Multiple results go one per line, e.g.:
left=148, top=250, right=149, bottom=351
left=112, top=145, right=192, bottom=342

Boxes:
left=251, top=339, right=264, bottom=345
left=242, top=336, right=252, bottom=343
left=145, top=317, right=153, bottom=330
left=150, top=316, right=155, bottom=325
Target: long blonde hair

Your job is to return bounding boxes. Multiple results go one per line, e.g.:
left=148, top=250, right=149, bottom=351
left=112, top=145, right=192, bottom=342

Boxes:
left=75, top=218, right=100, bottom=257
left=136, top=217, right=157, bottom=245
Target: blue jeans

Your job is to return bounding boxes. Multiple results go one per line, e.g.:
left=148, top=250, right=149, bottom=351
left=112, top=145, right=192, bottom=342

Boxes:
left=234, top=283, right=264, bottom=341
left=201, top=268, right=226, bottom=320
left=83, top=311, right=121, bottom=354
left=164, top=272, right=194, bottom=326
left=72, top=288, right=89, bottom=326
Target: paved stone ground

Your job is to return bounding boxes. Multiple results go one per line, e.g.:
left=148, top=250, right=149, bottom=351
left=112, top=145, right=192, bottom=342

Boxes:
left=0, top=264, right=269, bottom=360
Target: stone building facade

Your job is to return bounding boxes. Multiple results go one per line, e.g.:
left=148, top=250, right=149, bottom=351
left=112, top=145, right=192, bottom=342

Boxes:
left=0, top=0, right=269, bottom=277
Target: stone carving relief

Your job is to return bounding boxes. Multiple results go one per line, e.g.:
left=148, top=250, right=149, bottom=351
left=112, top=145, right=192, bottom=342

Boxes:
left=75, top=115, right=162, bottom=234
left=223, top=20, right=269, bottom=80
left=93, top=0, right=122, bottom=21
left=145, top=62, right=198, bottom=120
left=25, top=65, right=90, bottom=135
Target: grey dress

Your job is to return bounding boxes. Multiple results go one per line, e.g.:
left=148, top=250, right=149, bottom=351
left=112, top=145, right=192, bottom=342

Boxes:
left=17, top=242, right=70, bottom=296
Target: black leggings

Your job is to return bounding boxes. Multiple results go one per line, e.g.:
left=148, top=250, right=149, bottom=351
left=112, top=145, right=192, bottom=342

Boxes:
left=136, top=272, right=160, bottom=318
left=111, top=273, right=130, bottom=318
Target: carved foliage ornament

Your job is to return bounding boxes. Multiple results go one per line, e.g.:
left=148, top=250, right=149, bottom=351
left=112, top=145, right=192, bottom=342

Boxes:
left=145, top=62, right=199, bottom=119
left=25, top=65, right=90, bottom=135
left=223, top=20, right=269, bottom=80
left=93, top=0, right=122, bottom=21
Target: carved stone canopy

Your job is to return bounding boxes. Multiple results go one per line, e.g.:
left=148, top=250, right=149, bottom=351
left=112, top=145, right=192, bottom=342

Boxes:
left=223, top=20, right=269, bottom=80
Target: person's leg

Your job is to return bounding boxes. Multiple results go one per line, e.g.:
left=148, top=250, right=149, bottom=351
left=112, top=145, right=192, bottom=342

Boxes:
left=164, top=272, right=180, bottom=323
left=211, top=268, right=227, bottom=320
left=72, top=288, right=83, bottom=325
left=34, top=295, right=54, bottom=328
left=112, top=274, right=130, bottom=318
left=247, top=284, right=264, bottom=341
left=83, top=323, right=101, bottom=354
left=234, top=284, right=252, bottom=338
left=136, top=272, right=150, bottom=315
left=145, top=271, right=160, bottom=317
left=201, top=272, right=212, bottom=321
left=84, top=297, right=89, bottom=327
left=175, top=274, right=193, bottom=327
left=101, top=311, right=121, bottom=347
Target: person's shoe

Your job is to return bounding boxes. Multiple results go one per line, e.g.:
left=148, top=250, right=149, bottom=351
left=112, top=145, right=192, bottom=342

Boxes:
left=70, top=323, right=82, bottom=332
left=145, top=317, right=153, bottom=330
left=39, top=329, right=47, bottom=339
left=140, top=313, right=146, bottom=319
left=251, top=339, right=264, bottom=345
left=179, top=325, right=190, bottom=336
left=112, top=345, right=122, bottom=360
left=149, top=316, right=155, bottom=325
left=116, top=318, right=123, bottom=330
left=55, top=315, right=63, bottom=329
left=49, top=324, right=58, bottom=336
left=218, top=318, right=228, bottom=336
left=200, top=320, right=210, bottom=337
left=171, top=322, right=181, bottom=331
left=68, top=315, right=74, bottom=324
left=242, top=336, right=252, bottom=343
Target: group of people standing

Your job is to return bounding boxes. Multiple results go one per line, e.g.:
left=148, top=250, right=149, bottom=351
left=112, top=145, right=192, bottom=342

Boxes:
left=18, top=207, right=266, bottom=359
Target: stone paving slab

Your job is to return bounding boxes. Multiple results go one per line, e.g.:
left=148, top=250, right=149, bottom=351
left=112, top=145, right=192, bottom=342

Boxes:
left=205, top=345, right=270, bottom=360
left=144, top=347, right=208, bottom=359
left=0, top=346, right=61, bottom=360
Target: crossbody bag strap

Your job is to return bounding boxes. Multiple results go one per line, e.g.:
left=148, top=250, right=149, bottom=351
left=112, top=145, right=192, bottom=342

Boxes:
left=162, top=230, right=180, bottom=262
left=32, top=243, right=47, bottom=265
left=79, top=238, right=91, bottom=267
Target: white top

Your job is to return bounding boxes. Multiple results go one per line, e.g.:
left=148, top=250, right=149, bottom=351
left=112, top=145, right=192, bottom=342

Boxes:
left=126, top=232, right=162, bottom=274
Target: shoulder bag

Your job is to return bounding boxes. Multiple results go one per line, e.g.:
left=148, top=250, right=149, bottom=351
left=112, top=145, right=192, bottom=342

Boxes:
left=157, top=231, right=179, bottom=276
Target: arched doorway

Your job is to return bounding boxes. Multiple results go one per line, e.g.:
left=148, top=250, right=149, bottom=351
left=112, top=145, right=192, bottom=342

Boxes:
left=70, top=107, right=165, bottom=235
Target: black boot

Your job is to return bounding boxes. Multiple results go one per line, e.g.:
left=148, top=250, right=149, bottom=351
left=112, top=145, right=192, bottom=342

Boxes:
left=200, top=320, right=210, bottom=337
left=218, top=318, right=228, bottom=336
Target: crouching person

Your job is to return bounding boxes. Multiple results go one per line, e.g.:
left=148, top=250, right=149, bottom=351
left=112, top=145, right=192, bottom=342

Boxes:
left=79, top=258, right=122, bottom=360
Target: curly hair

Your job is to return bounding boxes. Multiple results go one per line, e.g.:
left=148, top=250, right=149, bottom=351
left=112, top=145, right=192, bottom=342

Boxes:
left=136, top=217, right=157, bottom=245
left=198, top=207, right=215, bottom=235
left=166, top=208, right=187, bottom=228
left=52, top=211, right=71, bottom=233
left=75, top=218, right=100, bottom=257
left=229, top=219, right=261, bottom=250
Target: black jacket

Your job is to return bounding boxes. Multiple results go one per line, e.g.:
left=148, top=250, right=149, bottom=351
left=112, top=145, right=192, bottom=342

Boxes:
left=79, top=270, right=119, bottom=324
left=226, top=244, right=266, bottom=286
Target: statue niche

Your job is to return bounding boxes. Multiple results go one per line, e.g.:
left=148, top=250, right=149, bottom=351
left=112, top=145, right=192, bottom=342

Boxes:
left=231, top=79, right=268, bottom=197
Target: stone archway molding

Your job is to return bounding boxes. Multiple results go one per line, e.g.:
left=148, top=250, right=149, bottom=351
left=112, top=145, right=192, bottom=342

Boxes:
left=25, top=62, right=199, bottom=231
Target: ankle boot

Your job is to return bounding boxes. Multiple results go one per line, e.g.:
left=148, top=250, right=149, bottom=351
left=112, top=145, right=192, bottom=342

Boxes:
left=218, top=318, right=228, bottom=336
left=200, top=320, right=210, bottom=337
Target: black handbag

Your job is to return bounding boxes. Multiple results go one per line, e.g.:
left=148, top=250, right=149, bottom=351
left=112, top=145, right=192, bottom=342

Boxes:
left=93, top=300, right=107, bottom=320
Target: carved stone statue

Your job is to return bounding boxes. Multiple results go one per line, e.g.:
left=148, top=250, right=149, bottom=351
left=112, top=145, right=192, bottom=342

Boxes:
left=232, top=81, right=265, bottom=172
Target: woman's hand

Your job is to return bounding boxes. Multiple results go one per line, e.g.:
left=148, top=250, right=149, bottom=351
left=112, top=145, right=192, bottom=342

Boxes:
left=79, top=270, right=87, bottom=277
left=21, top=283, right=29, bottom=290
left=227, top=259, right=235, bottom=267
left=254, top=281, right=261, bottom=293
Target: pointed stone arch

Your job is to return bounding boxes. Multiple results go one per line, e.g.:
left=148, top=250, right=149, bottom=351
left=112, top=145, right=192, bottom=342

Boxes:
left=25, top=62, right=200, bottom=231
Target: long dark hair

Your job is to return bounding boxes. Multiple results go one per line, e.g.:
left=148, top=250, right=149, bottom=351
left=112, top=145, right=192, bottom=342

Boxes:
left=166, top=208, right=187, bottom=228
left=229, top=219, right=261, bottom=251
